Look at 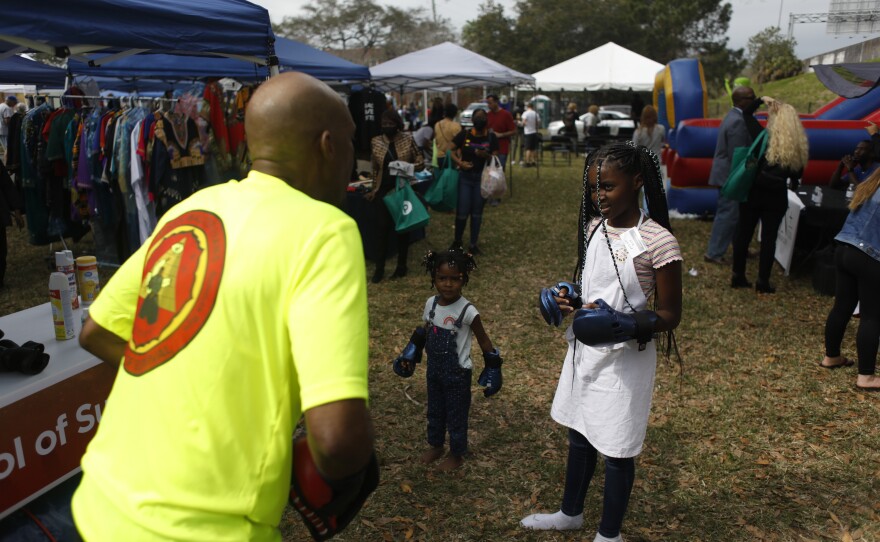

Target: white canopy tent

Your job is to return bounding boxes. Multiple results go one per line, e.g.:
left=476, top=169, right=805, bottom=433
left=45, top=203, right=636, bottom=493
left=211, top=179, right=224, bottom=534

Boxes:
left=531, top=42, right=663, bottom=92
left=369, top=42, right=534, bottom=92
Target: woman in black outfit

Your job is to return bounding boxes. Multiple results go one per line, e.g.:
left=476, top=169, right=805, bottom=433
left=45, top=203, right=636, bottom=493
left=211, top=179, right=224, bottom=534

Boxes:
left=365, top=109, right=424, bottom=283
left=731, top=97, right=808, bottom=293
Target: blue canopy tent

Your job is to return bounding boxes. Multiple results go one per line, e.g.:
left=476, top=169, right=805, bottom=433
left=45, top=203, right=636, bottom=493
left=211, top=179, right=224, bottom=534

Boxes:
left=0, top=56, right=180, bottom=93
left=66, top=38, right=370, bottom=82
left=0, top=55, right=66, bottom=87
left=0, top=55, right=192, bottom=99
left=0, top=0, right=275, bottom=66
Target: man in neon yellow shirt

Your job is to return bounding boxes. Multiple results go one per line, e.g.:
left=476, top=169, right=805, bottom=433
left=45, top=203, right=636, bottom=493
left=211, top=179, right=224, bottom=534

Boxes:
left=73, top=73, right=376, bottom=541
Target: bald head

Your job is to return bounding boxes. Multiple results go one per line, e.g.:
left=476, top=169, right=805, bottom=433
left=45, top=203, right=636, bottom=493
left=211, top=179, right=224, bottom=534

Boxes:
left=732, top=86, right=756, bottom=110
left=246, top=72, right=355, bottom=204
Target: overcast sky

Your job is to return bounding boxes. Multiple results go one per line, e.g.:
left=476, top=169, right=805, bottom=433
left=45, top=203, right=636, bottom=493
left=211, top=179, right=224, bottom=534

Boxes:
left=252, top=0, right=880, bottom=61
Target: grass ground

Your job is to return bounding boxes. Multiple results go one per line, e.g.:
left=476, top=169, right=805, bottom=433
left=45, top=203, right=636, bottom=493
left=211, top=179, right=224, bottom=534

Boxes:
left=3, top=162, right=878, bottom=541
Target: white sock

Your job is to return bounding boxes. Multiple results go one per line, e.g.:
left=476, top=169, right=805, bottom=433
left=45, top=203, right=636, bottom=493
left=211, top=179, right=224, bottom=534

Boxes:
left=520, top=510, right=584, bottom=530
left=594, top=532, right=623, bottom=542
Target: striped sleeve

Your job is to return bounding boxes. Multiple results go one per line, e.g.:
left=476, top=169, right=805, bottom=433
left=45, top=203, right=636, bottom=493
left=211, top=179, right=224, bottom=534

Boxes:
left=644, top=221, right=682, bottom=268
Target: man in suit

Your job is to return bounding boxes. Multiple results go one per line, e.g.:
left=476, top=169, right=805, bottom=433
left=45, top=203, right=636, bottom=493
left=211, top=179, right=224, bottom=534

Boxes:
left=704, top=86, right=756, bottom=264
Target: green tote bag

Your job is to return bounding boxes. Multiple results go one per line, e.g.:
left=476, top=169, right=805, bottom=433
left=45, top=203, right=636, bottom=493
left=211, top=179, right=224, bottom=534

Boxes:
left=424, top=151, right=459, bottom=212
left=383, top=176, right=430, bottom=233
left=721, top=130, right=768, bottom=203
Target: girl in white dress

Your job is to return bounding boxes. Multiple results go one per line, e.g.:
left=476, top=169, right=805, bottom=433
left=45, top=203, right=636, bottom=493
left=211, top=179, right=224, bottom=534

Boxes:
left=522, top=142, right=683, bottom=542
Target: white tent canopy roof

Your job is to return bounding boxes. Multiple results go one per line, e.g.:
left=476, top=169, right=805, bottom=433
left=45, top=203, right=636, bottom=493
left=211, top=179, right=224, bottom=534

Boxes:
left=531, top=42, right=663, bottom=92
left=369, top=42, right=534, bottom=92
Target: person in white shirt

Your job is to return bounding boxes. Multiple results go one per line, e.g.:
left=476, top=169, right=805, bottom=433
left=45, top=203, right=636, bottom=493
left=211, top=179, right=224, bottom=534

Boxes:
left=412, top=124, right=434, bottom=164
left=521, top=103, right=540, bottom=167
left=0, top=96, right=18, bottom=150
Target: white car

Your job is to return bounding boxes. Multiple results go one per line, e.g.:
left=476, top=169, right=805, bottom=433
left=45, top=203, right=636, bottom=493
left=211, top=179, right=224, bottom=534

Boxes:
left=547, top=109, right=635, bottom=141
left=460, top=102, right=488, bottom=128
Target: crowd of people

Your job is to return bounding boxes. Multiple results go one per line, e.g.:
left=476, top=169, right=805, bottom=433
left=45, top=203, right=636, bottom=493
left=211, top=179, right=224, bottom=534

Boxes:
left=705, top=85, right=880, bottom=391
left=1, top=75, right=878, bottom=541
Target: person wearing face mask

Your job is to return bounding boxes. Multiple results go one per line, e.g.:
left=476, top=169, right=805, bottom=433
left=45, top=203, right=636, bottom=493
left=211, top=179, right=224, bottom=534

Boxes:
left=366, top=109, right=425, bottom=283
left=450, top=108, right=498, bottom=254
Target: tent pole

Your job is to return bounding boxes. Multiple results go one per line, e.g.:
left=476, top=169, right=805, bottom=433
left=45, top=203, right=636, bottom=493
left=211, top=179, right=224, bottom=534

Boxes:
left=507, top=85, right=513, bottom=197
left=423, top=89, right=428, bottom=127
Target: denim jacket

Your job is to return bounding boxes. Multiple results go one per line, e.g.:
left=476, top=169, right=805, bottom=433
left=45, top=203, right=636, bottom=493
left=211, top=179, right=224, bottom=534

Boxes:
left=835, top=187, right=880, bottom=262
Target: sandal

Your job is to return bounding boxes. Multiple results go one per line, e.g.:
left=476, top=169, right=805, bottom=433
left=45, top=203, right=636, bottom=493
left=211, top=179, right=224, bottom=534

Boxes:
left=818, top=357, right=854, bottom=370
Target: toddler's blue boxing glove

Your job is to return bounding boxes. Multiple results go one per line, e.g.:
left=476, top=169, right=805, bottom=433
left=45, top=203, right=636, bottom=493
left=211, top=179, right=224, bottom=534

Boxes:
left=538, top=281, right=583, bottom=327
left=392, top=327, right=426, bottom=378
left=572, top=299, right=658, bottom=350
left=477, top=348, right=503, bottom=397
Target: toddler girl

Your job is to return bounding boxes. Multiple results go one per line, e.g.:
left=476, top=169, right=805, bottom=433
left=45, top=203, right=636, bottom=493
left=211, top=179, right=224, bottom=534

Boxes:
left=392, top=249, right=503, bottom=471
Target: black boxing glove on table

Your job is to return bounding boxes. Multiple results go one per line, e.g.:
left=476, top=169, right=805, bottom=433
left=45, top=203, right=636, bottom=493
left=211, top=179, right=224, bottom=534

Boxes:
left=289, top=437, right=379, bottom=541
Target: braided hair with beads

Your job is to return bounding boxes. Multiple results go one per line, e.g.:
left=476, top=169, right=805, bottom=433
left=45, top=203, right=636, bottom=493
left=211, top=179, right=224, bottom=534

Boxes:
left=572, top=141, right=679, bottom=361
left=423, top=248, right=478, bottom=289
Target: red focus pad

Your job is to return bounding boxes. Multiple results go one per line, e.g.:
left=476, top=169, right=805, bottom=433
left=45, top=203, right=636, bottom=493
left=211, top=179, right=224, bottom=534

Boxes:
left=290, top=438, right=337, bottom=539
left=289, top=437, right=379, bottom=541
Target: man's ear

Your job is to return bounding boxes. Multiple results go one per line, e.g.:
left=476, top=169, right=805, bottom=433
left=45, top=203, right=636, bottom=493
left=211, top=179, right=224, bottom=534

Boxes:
left=318, top=129, right=334, bottom=160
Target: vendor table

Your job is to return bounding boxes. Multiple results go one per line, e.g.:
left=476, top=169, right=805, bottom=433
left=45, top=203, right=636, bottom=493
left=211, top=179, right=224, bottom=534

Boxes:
left=796, top=186, right=850, bottom=244
left=0, top=304, right=116, bottom=520
left=794, top=186, right=851, bottom=259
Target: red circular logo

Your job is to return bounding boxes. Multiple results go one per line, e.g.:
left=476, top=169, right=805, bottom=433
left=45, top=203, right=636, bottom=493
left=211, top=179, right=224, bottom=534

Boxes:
left=124, top=210, right=226, bottom=376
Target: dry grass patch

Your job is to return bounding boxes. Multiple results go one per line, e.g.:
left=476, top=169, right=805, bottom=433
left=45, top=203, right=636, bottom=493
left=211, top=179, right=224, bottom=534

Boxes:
left=4, top=162, right=879, bottom=541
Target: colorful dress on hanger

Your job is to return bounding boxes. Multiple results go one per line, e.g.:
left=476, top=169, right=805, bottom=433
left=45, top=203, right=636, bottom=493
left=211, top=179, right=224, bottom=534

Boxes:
left=151, top=112, right=206, bottom=217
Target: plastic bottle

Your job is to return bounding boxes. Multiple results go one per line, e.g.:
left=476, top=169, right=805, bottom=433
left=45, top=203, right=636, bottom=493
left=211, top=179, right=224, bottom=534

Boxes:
left=55, top=251, right=79, bottom=309
left=76, top=255, right=100, bottom=305
left=845, top=182, right=855, bottom=201
left=49, top=272, right=75, bottom=340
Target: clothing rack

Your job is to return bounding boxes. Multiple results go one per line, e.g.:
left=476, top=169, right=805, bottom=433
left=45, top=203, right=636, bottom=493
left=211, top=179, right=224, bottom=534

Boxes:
left=27, top=93, right=180, bottom=102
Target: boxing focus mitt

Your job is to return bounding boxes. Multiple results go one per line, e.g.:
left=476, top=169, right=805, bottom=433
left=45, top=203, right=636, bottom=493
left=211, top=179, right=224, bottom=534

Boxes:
left=392, top=327, right=426, bottom=378
left=289, top=437, right=379, bottom=541
left=572, top=299, right=658, bottom=350
left=538, top=281, right=583, bottom=327
left=0, top=339, right=50, bottom=375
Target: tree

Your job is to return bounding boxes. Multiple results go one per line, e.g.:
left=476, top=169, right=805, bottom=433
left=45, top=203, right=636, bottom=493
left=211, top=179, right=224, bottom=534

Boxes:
left=461, top=0, right=744, bottom=90
left=461, top=1, right=519, bottom=69
left=274, top=0, right=455, bottom=63
left=747, top=27, right=802, bottom=84
left=382, top=7, right=456, bottom=61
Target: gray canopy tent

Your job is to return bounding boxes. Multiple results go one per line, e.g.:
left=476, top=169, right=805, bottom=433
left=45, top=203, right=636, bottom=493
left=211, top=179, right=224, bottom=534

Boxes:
left=370, top=42, right=535, bottom=192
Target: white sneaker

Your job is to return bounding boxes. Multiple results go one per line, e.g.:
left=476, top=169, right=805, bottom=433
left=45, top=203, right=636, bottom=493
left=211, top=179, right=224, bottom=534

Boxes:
left=520, top=510, right=583, bottom=530
left=594, top=532, right=623, bottom=542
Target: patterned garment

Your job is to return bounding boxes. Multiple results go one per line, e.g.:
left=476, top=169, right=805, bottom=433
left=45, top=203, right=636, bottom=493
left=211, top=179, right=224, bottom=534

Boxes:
left=370, top=132, right=424, bottom=188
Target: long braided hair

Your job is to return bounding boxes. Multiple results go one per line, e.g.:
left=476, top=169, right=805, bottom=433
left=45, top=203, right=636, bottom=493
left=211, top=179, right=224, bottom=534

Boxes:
left=573, top=141, right=679, bottom=363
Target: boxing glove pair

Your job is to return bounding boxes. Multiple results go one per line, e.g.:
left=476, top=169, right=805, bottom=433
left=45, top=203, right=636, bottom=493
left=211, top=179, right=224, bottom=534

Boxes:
left=392, top=327, right=504, bottom=397
left=539, top=284, right=657, bottom=348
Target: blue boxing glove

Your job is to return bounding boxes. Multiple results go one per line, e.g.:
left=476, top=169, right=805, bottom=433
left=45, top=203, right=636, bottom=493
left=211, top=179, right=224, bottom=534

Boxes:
left=538, top=281, right=584, bottom=327
left=392, top=327, right=426, bottom=378
left=477, top=348, right=503, bottom=397
left=572, top=299, right=658, bottom=349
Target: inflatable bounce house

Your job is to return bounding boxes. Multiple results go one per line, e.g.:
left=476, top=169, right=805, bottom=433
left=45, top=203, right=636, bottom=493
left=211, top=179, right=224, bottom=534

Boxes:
left=655, top=58, right=880, bottom=214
